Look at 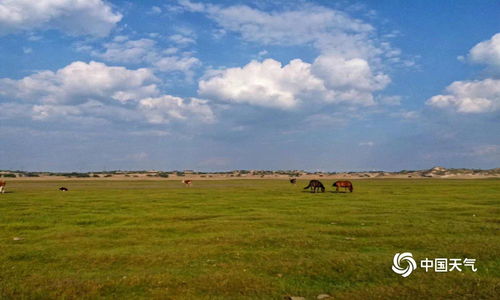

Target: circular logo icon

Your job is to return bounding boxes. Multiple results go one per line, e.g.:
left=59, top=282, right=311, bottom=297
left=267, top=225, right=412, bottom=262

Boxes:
left=392, top=252, right=417, bottom=277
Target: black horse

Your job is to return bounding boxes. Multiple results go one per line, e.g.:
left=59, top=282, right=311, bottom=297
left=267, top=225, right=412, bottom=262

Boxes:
left=59, top=187, right=68, bottom=191
left=290, top=178, right=297, bottom=184
left=304, top=180, right=325, bottom=193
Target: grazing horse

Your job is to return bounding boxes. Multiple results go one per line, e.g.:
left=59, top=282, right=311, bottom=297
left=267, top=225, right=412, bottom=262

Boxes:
left=59, top=187, right=68, bottom=191
left=304, top=180, right=325, bottom=193
left=182, top=179, right=192, bottom=187
left=0, top=180, right=5, bottom=194
left=289, top=178, right=297, bottom=185
left=333, top=180, right=353, bottom=192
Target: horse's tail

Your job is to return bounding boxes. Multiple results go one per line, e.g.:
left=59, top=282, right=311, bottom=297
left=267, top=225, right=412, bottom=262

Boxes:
left=303, top=183, right=311, bottom=189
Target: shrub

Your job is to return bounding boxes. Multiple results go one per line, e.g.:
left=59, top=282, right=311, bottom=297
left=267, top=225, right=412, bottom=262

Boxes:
left=24, top=173, right=40, bottom=177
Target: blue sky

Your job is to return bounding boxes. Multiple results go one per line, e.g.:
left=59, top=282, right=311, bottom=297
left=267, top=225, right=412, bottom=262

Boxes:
left=0, top=0, right=499, bottom=172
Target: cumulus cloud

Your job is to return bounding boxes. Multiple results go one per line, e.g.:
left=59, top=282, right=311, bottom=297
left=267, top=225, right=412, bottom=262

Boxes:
left=0, top=61, right=214, bottom=124
left=0, top=0, right=122, bottom=37
left=199, top=56, right=389, bottom=109
left=311, top=54, right=390, bottom=104
left=468, top=33, right=500, bottom=71
left=199, top=59, right=323, bottom=109
left=429, top=33, right=500, bottom=114
left=181, top=1, right=396, bottom=110
left=0, top=61, right=159, bottom=105
left=426, top=79, right=500, bottom=113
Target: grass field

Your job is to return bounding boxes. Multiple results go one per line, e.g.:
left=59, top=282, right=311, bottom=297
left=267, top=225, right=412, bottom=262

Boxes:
left=0, top=179, right=499, bottom=299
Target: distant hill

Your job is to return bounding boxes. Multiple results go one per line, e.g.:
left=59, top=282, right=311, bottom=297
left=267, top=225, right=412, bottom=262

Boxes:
left=1, top=167, right=499, bottom=179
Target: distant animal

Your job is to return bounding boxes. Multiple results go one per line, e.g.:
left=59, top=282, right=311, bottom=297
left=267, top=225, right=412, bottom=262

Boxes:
left=304, top=180, right=325, bottom=193
left=59, top=187, right=68, bottom=191
left=182, top=179, right=192, bottom=187
left=0, top=180, right=6, bottom=194
left=290, top=178, right=297, bottom=184
left=333, top=180, right=353, bottom=192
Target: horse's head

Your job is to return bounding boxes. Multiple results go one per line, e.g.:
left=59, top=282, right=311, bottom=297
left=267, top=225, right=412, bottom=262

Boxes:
left=321, top=186, right=325, bottom=192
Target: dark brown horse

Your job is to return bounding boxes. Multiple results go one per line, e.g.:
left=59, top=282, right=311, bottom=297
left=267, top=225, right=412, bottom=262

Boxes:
left=333, top=181, right=353, bottom=192
left=289, top=178, right=297, bottom=184
left=304, top=180, right=325, bottom=193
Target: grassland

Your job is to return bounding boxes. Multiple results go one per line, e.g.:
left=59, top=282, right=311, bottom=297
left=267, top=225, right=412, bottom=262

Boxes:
left=0, top=179, right=499, bottom=299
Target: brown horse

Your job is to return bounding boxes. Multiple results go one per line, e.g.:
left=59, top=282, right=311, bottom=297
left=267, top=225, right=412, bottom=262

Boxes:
left=333, top=181, right=353, bottom=192
left=304, top=180, right=325, bottom=193
left=0, top=180, right=5, bottom=194
left=182, top=180, right=192, bottom=187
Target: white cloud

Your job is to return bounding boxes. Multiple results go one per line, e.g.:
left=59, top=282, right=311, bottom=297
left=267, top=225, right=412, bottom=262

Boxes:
left=93, top=38, right=158, bottom=64
left=429, top=34, right=500, bottom=114
left=182, top=1, right=394, bottom=110
left=179, top=1, right=371, bottom=46
left=169, top=34, right=196, bottom=46
left=199, top=59, right=323, bottom=109
left=311, top=54, right=390, bottom=104
left=150, top=6, right=162, bottom=15
left=86, top=36, right=201, bottom=78
left=139, top=96, right=215, bottom=124
left=198, top=56, right=389, bottom=109
left=0, top=61, right=159, bottom=105
left=426, top=79, right=500, bottom=113
left=178, top=1, right=399, bottom=64
left=0, top=61, right=214, bottom=124
left=0, top=0, right=122, bottom=37
left=155, top=56, right=201, bottom=74
left=468, top=33, right=500, bottom=70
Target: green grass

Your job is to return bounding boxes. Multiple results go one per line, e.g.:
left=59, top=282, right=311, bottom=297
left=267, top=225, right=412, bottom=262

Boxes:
left=0, top=179, right=499, bottom=299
